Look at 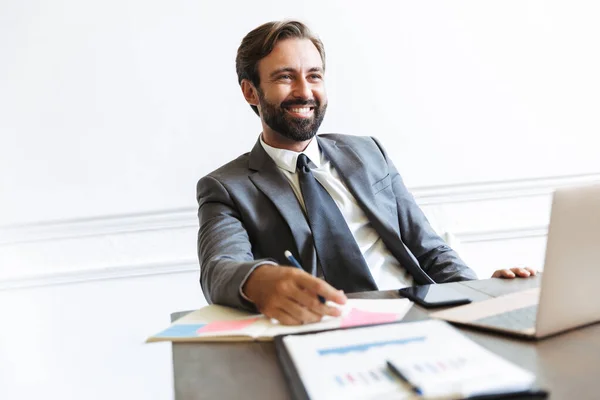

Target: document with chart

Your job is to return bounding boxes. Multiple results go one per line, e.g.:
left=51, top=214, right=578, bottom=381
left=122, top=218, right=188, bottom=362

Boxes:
left=276, top=320, right=541, bottom=400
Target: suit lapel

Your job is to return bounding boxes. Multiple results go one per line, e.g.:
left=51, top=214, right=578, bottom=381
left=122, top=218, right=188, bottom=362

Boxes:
left=317, top=136, right=427, bottom=280
left=246, top=135, right=423, bottom=281
left=317, top=136, right=400, bottom=237
left=248, top=139, right=316, bottom=274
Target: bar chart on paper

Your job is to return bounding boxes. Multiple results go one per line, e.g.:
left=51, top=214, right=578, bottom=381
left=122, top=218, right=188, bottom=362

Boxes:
left=282, top=320, right=536, bottom=400
left=333, top=366, right=397, bottom=388
left=285, top=333, right=432, bottom=399
left=329, top=353, right=471, bottom=390
left=318, top=336, right=423, bottom=393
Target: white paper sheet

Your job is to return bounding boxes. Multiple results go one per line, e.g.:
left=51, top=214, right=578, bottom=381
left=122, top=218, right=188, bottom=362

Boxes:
left=282, top=320, right=535, bottom=400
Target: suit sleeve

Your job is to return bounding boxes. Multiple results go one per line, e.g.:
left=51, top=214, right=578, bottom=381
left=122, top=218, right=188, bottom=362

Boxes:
left=371, top=137, right=478, bottom=282
left=196, top=175, right=275, bottom=312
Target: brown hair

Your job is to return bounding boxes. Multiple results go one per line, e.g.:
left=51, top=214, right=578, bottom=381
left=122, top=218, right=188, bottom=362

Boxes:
left=236, top=20, right=326, bottom=116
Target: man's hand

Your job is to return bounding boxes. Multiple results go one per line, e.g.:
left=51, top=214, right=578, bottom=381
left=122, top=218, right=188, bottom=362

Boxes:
left=242, top=264, right=347, bottom=325
left=492, top=267, right=537, bottom=279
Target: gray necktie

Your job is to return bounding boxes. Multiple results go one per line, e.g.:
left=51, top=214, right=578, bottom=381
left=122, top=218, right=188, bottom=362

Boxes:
left=296, top=154, right=377, bottom=292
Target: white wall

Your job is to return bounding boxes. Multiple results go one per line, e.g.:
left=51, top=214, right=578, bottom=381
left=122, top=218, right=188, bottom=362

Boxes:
left=1, top=1, right=599, bottom=399
left=0, top=271, right=200, bottom=400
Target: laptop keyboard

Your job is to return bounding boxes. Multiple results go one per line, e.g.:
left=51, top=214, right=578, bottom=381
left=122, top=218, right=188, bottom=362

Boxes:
left=474, top=305, right=538, bottom=332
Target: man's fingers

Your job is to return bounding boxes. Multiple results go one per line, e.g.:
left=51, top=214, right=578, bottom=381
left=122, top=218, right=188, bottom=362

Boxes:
left=278, top=298, right=323, bottom=325
left=492, top=267, right=538, bottom=279
left=268, top=308, right=303, bottom=326
left=294, top=271, right=347, bottom=305
left=513, top=267, right=531, bottom=277
left=288, top=285, right=343, bottom=317
left=493, top=269, right=516, bottom=278
left=503, top=269, right=516, bottom=278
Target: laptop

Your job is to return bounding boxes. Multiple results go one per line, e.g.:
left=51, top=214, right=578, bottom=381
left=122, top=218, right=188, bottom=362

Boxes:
left=431, top=183, right=600, bottom=339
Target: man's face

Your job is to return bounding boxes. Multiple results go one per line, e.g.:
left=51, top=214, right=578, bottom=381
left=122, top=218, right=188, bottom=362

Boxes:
left=255, top=38, right=327, bottom=142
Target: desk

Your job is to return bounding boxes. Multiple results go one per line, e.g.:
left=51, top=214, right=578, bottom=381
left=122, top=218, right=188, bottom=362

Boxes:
left=170, top=277, right=600, bottom=400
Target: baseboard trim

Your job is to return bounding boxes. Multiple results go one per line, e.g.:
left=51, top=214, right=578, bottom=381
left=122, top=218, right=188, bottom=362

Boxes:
left=0, top=259, right=198, bottom=291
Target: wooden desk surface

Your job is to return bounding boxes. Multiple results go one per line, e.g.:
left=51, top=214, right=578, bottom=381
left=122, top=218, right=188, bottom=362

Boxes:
left=170, top=277, right=600, bottom=400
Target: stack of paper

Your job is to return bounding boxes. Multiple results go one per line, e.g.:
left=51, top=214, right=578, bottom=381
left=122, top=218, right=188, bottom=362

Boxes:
left=146, top=298, right=413, bottom=343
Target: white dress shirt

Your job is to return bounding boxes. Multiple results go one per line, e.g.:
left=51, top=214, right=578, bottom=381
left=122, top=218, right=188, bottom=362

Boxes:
left=259, top=136, right=414, bottom=290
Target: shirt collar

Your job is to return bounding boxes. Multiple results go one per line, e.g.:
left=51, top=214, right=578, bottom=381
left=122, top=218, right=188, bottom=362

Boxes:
left=259, top=135, right=322, bottom=173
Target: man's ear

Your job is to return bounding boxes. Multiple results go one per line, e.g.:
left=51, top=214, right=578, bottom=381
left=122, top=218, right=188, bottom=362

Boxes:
left=241, top=79, right=259, bottom=107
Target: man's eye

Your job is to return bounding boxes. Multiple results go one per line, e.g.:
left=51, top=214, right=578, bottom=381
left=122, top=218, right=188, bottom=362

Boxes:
left=278, top=75, right=292, bottom=80
left=309, top=74, right=323, bottom=80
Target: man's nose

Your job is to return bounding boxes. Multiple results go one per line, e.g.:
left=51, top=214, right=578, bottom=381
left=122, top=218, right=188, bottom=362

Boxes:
left=292, top=78, right=312, bottom=99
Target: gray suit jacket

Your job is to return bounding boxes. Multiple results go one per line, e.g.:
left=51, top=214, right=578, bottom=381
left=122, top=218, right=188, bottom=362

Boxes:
left=197, top=134, right=477, bottom=311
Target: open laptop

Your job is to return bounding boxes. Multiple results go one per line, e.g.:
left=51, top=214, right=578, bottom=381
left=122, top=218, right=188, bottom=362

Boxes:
left=431, top=183, right=600, bottom=339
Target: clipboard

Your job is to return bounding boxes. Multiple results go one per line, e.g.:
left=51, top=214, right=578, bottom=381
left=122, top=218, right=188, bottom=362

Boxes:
left=274, top=320, right=549, bottom=400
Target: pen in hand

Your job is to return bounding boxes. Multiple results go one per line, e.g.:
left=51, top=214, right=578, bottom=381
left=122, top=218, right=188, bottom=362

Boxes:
left=284, top=250, right=326, bottom=304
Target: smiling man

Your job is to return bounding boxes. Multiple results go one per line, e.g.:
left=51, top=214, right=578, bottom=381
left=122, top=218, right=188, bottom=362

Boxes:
left=196, top=20, right=535, bottom=325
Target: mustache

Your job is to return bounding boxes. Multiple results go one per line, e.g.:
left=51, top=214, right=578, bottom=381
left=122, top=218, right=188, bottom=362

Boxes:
left=280, top=99, right=319, bottom=108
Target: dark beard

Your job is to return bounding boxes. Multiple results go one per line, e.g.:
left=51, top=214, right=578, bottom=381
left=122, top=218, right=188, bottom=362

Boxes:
left=257, top=90, right=327, bottom=142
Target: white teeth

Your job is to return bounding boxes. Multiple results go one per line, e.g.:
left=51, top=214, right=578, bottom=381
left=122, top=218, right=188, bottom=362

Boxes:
left=288, top=107, right=312, bottom=113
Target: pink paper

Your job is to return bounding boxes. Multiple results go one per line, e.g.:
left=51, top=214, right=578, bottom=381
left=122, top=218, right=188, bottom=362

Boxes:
left=340, top=308, right=399, bottom=328
left=197, top=317, right=260, bottom=334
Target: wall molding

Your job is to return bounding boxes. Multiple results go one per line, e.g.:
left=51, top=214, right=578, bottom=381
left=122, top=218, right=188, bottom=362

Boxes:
left=0, top=226, right=548, bottom=290
left=1, top=173, right=598, bottom=290
left=456, top=226, right=548, bottom=244
left=0, top=259, right=198, bottom=291
left=411, top=172, right=600, bottom=205
left=0, top=225, right=547, bottom=290
left=2, top=172, right=598, bottom=246
left=0, top=207, right=196, bottom=246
